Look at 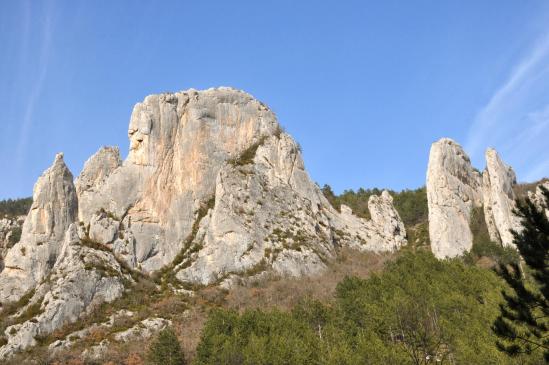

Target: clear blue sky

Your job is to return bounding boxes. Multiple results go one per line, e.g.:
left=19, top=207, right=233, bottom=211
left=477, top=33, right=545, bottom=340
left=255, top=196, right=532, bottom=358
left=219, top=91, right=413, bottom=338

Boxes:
left=1, top=1, right=549, bottom=199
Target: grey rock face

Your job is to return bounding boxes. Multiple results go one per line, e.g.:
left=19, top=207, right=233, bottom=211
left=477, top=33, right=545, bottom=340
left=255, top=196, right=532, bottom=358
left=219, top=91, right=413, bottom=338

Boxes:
left=75, top=88, right=408, bottom=283
left=0, top=224, right=128, bottom=359
left=0, top=87, right=409, bottom=358
left=176, top=132, right=407, bottom=286
left=482, top=149, right=521, bottom=247
left=426, top=138, right=529, bottom=258
left=75, top=147, right=122, bottom=197
left=0, top=154, right=78, bottom=302
left=77, top=88, right=281, bottom=273
left=113, top=317, right=172, bottom=342
left=427, top=138, right=482, bottom=259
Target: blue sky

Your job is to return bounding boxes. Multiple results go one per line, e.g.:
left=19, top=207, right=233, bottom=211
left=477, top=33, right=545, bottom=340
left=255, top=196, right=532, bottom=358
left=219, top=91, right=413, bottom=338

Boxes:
left=1, top=1, right=549, bottom=199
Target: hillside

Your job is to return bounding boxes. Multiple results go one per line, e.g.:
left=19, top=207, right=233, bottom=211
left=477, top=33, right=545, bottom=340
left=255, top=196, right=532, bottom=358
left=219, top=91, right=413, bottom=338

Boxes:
left=0, top=88, right=547, bottom=364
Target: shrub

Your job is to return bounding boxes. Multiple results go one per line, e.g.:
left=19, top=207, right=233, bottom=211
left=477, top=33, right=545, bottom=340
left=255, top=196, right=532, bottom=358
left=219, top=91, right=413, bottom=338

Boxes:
left=194, top=251, right=537, bottom=364
left=147, top=327, right=185, bottom=365
left=7, top=226, right=22, bottom=247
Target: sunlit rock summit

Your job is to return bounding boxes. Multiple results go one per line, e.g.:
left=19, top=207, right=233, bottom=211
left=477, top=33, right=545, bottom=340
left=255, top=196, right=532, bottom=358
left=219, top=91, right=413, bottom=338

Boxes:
left=0, top=87, right=407, bottom=358
left=427, top=138, right=523, bottom=259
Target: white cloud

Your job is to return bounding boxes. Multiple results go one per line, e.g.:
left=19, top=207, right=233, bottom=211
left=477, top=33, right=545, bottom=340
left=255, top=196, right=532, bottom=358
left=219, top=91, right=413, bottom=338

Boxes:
left=524, top=158, right=549, bottom=182
left=15, top=0, right=55, bottom=166
left=465, top=31, right=549, bottom=182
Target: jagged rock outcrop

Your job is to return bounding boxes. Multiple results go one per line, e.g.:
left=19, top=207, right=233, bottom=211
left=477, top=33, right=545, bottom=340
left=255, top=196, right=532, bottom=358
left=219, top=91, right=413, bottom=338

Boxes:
left=173, top=128, right=407, bottom=287
left=0, top=87, right=408, bottom=358
left=0, top=154, right=78, bottom=302
left=75, top=147, right=122, bottom=198
left=427, top=138, right=482, bottom=258
left=74, top=88, right=407, bottom=284
left=426, top=139, right=529, bottom=258
left=482, top=148, right=521, bottom=247
left=0, top=224, right=128, bottom=359
left=76, top=88, right=282, bottom=273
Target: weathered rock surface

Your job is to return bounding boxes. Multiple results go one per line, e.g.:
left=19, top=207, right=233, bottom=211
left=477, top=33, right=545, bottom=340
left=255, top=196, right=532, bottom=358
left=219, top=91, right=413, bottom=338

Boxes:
left=426, top=138, right=529, bottom=258
left=0, top=87, right=408, bottom=358
left=0, top=224, right=128, bottom=359
left=0, top=154, right=78, bottom=302
left=81, top=317, right=171, bottom=361
left=482, top=148, right=521, bottom=247
left=113, top=317, right=171, bottom=342
left=175, top=131, right=407, bottom=286
left=72, top=88, right=407, bottom=285
left=77, top=88, right=282, bottom=273
left=427, top=138, right=482, bottom=259
left=75, top=147, right=122, bottom=198
left=49, top=310, right=134, bottom=352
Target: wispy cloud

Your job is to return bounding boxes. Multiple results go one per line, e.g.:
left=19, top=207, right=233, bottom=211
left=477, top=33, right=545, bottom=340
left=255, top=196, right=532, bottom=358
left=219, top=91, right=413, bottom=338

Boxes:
left=15, top=0, right=55, bottom=166
left=524, top=158, right=549, bottom=182
left=465, top=31, right=549, bottom=182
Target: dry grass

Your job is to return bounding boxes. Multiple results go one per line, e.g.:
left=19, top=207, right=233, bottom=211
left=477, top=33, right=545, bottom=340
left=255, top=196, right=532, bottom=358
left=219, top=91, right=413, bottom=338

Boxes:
left=223, top=249, right=393, bottom=311
left=3, top=248, right=395, bottom=364
left=513, top=178, right=549, bottom=198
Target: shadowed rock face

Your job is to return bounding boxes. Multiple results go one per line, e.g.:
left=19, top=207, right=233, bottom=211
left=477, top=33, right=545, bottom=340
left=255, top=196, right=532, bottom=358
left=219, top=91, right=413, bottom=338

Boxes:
left=482, top=148, right=522, bottom=247
left=0, top=153, right=78, bottom=302
left=427, top=138, right=482, bottom=259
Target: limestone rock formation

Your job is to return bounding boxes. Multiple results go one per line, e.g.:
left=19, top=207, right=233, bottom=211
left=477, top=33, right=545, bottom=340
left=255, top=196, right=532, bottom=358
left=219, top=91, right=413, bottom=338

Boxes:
left=0, top=224, right=128, bottom=359
left=75, top=146, right=122, bottom=198
left=175, top=130, right=407, bottom=286
left=0, top=87, right=408, bottom=358
left=426, top=138, right=482, bottom=259
left=482, top=148, right=521, bottom=247
left=74, top=88, right=407, bottom=284
left=0, top=153, right=78, bottom=302
left=426, top=138, right=527, bottom=258
left=77, top=88, right=282, bottom=273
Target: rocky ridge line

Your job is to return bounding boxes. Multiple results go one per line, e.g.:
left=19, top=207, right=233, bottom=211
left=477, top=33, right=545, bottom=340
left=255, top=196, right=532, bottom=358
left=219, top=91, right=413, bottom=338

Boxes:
left=427, top=138, right=525, bottom=258
left=0, top=87, right=408, bottom=359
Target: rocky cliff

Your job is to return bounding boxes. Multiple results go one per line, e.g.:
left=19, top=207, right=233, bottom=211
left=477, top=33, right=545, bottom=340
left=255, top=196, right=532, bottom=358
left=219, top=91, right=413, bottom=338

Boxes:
left=427, top=138, right=524, bottom=258
left=0, top=87, right=407, bottom=358
left=426, top=138, right=483, bottom=259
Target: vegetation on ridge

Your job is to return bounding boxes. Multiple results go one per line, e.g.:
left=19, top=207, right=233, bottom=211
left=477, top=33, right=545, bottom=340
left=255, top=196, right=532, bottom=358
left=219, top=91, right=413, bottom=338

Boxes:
left=0, top=197, right=32, bottom=218
left=194, top=251, right=541, bottom=364
left=321, top=185, right=430, bottom=245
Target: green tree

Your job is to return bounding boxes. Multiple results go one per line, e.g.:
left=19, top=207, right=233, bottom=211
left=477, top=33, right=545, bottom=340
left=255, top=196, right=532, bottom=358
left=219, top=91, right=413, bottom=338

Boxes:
left=493, top=186, right=549, bottom=361
left=0, top=197, right=32, bottom=218
left=147, top=327, right=185, bottom=365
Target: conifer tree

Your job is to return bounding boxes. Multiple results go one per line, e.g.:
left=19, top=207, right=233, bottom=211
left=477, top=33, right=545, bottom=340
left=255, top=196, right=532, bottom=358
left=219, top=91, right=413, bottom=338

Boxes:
left=147, top=327, right=186, bottom=365
left=492, top=186, right=549, bottom=360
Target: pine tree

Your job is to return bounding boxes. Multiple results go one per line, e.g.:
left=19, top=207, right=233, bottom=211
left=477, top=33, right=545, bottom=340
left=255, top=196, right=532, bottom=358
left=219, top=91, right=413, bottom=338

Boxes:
left=492, top=186, right=549, bottom=361
left=147, top=327, right=186, bottom=365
